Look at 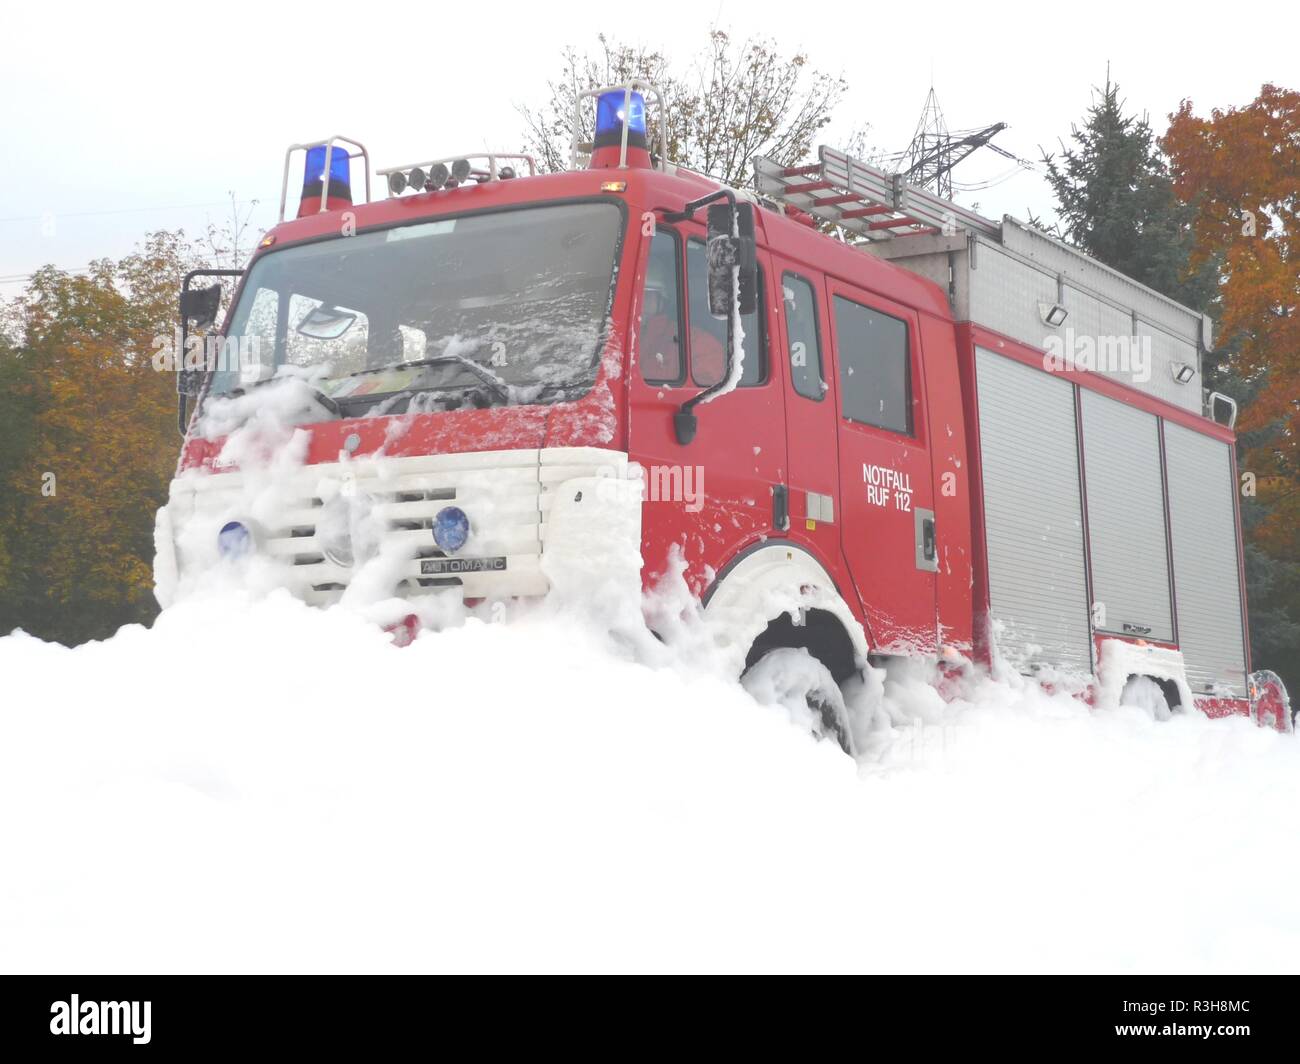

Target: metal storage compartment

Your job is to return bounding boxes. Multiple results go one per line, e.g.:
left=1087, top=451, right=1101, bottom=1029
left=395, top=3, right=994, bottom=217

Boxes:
left=875, top=224, right=1211, bottom=413
left=757, top=147, right=1250, bottom=695
left=1163, top=422, right=1249, bottom=695
left=1078, top=390, right=1175, bottom=643
left=975, top=348, right=1092, bottom=674
left=757, top=147, right=1215, bottom=415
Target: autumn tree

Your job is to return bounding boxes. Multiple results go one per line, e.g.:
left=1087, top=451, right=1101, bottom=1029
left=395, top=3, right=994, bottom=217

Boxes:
left=1162, top=84, right=1300, bottom=693
left=518, top=30, right=872, bottom=187
left=1164, top=85, right=1300, bottom=537
left=0, top=231, right=199, bottom=644
left=0, top=330, right=35, bottom=607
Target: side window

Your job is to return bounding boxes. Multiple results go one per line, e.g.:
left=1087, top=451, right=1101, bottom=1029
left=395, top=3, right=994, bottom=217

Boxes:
left=782, top=273, right=824, bottom=400
left=735, top=266, right=764, bottom=387
left=638, top=230, right=684, bottom=385
left=238, top=286, right=280, bottom=384
left=686, top=238, right=765, bottom=388
left=833, top=295, right=911, bottom=435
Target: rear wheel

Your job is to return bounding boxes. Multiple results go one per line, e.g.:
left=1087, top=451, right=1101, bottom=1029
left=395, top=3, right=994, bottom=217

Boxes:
left=1120, top=674, right=1174, bottom=721
left=742, top=646, right=856, bottom=756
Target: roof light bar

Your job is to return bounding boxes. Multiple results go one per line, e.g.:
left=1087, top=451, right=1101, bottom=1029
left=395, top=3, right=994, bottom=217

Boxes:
left=375, top=153, right=537, bottom=197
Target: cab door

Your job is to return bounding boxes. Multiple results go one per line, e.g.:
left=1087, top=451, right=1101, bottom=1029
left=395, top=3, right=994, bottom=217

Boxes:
left=626, top=221, right=787, bottom=596
left=824, top=280, right=937, bottom=653
left=772, top=263, right=844, bottom=585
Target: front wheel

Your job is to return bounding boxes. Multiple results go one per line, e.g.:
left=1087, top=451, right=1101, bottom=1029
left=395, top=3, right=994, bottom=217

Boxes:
left=742, top=646, right=857, bottom=756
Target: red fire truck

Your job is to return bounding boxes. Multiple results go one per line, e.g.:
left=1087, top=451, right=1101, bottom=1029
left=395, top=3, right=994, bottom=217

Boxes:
left=155, top=81, right=1291, bottom=736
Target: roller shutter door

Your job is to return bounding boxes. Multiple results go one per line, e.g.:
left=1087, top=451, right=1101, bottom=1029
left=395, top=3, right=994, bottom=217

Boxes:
left=976, top=349, right=1091, bottom=673
left=1079, top=390, right=1174, bottom=643
left=1163, top=421, right=1248, bottom=695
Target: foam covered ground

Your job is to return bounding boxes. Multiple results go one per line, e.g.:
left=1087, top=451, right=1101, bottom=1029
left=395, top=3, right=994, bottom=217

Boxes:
left=2, top=592, right=1296, bottom=972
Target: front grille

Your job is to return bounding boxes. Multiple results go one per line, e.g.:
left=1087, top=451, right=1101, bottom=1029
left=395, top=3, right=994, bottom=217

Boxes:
left=167, top=447, right=625, bottom=605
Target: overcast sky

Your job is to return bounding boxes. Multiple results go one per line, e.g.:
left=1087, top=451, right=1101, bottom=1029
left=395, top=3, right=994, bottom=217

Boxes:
left=2, top=0, right=1293, bottom=288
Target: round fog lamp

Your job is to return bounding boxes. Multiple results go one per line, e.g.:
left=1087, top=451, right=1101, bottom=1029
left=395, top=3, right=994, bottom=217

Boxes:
left=217, top=520, right=252, bottom=559
left=432, top=506, right=470, bottom=553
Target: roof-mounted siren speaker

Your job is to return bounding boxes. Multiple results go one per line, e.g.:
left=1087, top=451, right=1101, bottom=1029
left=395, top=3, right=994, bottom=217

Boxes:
left=590, top=89, right=649, bottom=169
left=297, top=143, right=353, bottom=218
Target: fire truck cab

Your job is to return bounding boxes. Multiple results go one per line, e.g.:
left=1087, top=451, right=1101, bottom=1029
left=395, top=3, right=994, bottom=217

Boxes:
left=156, top=83, right=1291, bottom=735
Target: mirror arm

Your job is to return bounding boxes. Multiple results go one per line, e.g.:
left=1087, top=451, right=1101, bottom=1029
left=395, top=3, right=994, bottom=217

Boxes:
left=655, top=188, right=736, bottom=225
left=660, top=192, right=745, bottom=444
left=675, top=365, right=741, bottom=444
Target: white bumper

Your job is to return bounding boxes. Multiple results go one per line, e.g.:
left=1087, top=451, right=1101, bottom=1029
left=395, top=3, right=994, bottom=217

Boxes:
left=153, top=447, right=638, bottom=608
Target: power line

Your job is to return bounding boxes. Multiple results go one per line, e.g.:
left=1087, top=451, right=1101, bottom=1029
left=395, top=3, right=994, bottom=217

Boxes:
left=899, top=87, right=1011, bottom=200
left=0, top=193, right=271, bottom=288
left=0, top=197, right=273, bottom=225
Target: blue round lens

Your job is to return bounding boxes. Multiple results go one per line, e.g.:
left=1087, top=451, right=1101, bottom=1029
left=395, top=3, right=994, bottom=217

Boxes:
left=432, top=506, right=470, bottom=553
left=596, top=90, right=646, bottom=136
left=217, top=520, right=252, bottom=558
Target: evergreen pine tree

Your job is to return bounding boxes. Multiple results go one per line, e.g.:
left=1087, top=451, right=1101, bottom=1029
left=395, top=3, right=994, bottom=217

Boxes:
left=1042, top=75, right=1218, bottom=319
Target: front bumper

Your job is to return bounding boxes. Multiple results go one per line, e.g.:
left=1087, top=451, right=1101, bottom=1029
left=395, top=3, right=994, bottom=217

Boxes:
left=154, top=447, right=632, bottom=608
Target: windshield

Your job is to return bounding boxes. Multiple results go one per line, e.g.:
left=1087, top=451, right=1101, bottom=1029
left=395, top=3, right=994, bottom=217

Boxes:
left=211, top=201, right=624, bottom=413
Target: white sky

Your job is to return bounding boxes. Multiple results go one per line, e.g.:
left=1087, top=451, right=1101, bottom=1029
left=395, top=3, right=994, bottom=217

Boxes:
left=2, top=0, right=1293, bottom=288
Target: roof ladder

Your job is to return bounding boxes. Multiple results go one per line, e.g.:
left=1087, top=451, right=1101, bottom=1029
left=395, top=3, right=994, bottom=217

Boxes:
left=753, top=146, right=1000, bottom=242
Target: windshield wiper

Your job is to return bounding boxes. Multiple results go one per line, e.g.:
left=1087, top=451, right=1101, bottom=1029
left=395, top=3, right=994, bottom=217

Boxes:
left=362, top=354, right=514, bottom=404
left=225, top=376, right=343, bottom=418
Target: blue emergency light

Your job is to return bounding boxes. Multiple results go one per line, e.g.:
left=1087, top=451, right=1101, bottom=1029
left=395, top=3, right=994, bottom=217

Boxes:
left=306, top=144, right=351, bottom=191
left=297, top=144, right=353, bottom=216
left=595, top=90, right=647, bottom=147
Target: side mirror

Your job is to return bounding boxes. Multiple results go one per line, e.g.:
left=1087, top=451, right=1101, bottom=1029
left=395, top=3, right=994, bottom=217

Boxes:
left=180, top=284, right=223, bottom=329
left=175, top=268, right=244, bottom=434
left=668, top=194, right=758, bottom=446
left=178, top=284, right=222, bottom=399
left=705, top=202, right=757, bottom=318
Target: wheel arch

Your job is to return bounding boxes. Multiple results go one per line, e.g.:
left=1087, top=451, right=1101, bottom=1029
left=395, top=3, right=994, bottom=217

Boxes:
left=702, top=540, right=869, bottom=680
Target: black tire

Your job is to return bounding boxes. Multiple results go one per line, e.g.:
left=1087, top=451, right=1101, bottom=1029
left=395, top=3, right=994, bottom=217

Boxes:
left=742, top=646, right=856, bottom=755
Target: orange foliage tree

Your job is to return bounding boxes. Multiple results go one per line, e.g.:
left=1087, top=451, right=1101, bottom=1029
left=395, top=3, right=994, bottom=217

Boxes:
left=1163, top=85, right=1300, bottom=558
left=0, top=232, right=195, bottom=643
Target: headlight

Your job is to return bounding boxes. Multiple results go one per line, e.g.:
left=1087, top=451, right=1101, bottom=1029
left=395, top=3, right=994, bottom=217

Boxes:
left=217, top=520, right=253, bottom=559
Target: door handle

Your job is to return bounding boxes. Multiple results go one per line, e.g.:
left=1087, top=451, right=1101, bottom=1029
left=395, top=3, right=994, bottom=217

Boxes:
left=915, top=507, right=938, bottom=572
left=772, top=484, right=790, bottom=531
